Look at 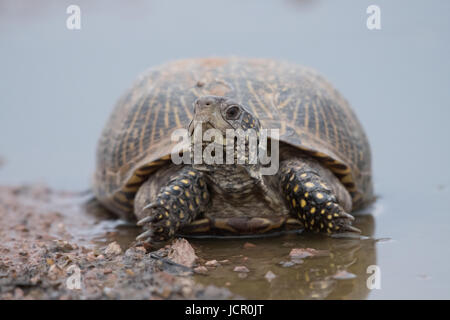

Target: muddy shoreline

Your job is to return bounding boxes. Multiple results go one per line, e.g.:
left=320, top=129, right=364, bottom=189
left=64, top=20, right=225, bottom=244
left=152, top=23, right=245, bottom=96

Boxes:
left=0, top=185, right=234, bottom=299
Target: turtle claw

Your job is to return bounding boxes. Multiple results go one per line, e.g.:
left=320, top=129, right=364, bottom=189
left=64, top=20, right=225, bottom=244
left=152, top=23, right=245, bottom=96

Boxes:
left=339, top=224, right=361, bottom=234
left=143, top=202, right=158, bottom=211
left=137, top=215, right=154, bottom=226
left=338, top=211, right=355, bottom=221
left=136, top=229, right=153, bottom=241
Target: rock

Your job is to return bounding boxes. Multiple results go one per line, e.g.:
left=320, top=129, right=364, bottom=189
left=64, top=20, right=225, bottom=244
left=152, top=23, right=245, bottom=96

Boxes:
left=167, top=238, right=197, bottom=268
left=194, top=266, right=208, bottom=274
left=48, top=264, right=64, bottom=280
left=52, top=240, right=74, bottom=253
left=219, top=259, right=230, bottom=264
left=332, top=270, right=357, bottom=280
left=103, top=268, right=113, bottom=274
left=280, top=261, right=296, bottom=267
left=264, top=270, right=277, bottom=282
left=104, top=241, right=122, bottom=256
left=233, top=266, right=250, bottom=273
left=205, top=260, right=219, bottom=267
left=289, top=248, right=328, bottom=259
left=243, top=242, right=256, bottom=249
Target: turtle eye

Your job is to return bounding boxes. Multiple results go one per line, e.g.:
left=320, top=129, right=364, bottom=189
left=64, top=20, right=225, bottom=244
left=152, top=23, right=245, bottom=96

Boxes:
left=225, top=106, right=241, bottom=120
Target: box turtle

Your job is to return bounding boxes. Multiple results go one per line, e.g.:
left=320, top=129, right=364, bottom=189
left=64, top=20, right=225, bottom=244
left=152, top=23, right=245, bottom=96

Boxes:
left=93, top=57, right=373, bottom=243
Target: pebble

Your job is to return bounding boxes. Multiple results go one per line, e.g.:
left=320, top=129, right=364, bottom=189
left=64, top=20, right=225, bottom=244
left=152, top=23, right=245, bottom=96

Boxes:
left=205, top=260, right=219, bottom=267
left=243, top=242, right=256, bottom=249
left=279, top=261, right=296, bottom=267
left=167, top=238, right=197, bottom=268
left=332, top=270, right=357, bottom=280
left=104, top=242, right=122, bottom=256
left=233, top=266, right=250, bottom=273
left=289, top=248, right=327, bottom=259
left=264, top=270, right=277, bottom=282
left=194, top=266, right=208, bottom=274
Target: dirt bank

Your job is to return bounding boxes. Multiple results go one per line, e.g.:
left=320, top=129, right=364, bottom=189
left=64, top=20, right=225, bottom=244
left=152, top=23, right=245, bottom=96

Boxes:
left=0, top=185, right=234, bottom=299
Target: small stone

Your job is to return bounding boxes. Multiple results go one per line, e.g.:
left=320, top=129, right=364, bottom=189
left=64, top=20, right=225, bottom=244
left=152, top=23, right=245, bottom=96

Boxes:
left=104, top=241, right=122, bottom=256
left=30, top=275, right=40, bottom=285
left=48, top=264, right=64, bottom=280
left=289, top=248, right=327, bottom=259
left=125, top=269, right=135, bottom=276
left=160, top=286, right=172, bottom=299
left=264, top=270, right=277, bottom=282
left=46, top=258, right=54, bottom=265
left=219, top=259, right=230, bottom=264
left=52, top=240, right=74, bottom=252
left=243, top=242, right=256, bottom=249
left=205, top=260, right=219, bottom=267
left=167, top=238, right=197, bottom=268
left=332, top=270, right=357, bottom=280
left=233, top=266, right=250, bottom=273
left=86, top=251, right=96, bottom=262
left=135, top=246, right=146, bottom=254
left=194, top=266, right=208, bottom=274
left=103, top=268, right=113, bottom=274
left=280, top=261, right=296, bottom=267
left=238, top=273, right=248, bottom=279
left=96, top=254, right=105, bottom=260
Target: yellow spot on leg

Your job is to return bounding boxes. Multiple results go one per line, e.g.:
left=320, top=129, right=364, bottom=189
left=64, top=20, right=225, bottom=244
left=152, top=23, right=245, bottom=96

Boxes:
left=305, top=182, right=315, bottom=188
left=301, top=199, right=306, bottom=208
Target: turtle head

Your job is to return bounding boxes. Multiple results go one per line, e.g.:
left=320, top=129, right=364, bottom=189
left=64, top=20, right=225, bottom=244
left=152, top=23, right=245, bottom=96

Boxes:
left=188, top=95, right=261, bottom=141
left=188, top=95, right=262, bottom=172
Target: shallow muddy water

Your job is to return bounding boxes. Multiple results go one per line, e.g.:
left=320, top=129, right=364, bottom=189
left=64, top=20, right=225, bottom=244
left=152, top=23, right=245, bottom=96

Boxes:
left=1, top=0, right=450, bottom=299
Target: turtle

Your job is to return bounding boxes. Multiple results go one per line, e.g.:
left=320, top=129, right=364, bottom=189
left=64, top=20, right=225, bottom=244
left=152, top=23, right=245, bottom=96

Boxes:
left=93, top=57, right=373, bottom=243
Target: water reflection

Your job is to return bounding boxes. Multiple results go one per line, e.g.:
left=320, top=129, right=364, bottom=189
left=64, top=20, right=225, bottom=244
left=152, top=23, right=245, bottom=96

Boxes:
left=192, top=214, right=376, bottom=299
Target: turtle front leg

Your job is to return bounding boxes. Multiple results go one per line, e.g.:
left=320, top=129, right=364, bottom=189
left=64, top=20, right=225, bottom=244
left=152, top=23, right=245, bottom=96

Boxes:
left=135, top=166, right=210, bottom=243
left=279, top=159, right=360, bottom=234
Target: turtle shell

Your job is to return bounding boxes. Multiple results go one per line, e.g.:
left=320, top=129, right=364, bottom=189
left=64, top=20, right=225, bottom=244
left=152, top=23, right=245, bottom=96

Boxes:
left=93, top=57, right=373, bottom=219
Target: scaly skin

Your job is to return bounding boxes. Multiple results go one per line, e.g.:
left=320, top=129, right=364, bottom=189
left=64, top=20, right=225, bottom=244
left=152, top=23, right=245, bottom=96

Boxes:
left=279, top=159, right=358, bottom=234
left=135, top=167, right=210, bottom=242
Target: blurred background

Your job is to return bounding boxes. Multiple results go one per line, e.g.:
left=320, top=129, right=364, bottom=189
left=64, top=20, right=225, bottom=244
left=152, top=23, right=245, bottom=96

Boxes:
left=1, top=0, right=450, bottom=299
